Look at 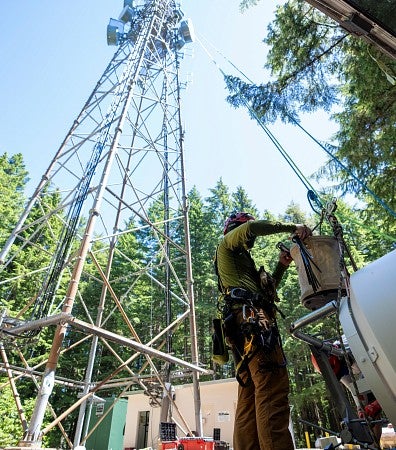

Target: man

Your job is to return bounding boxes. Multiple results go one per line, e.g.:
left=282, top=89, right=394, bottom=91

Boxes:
left=215, top=212, right=311, bottom=450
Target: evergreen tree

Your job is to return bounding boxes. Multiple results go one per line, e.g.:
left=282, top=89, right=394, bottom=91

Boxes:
left=185, top=188, right=218, bottom=369
left=1, top=160, right=389, bottom=447
left=205, top=178, right=234, bottom=229
left=0, top=153, right=28, bottom=249
left=229, top=0, right=396, bottom=237
left=232, top=186, right=259, bottom=216
left=0, top=382, right=52, bottom=448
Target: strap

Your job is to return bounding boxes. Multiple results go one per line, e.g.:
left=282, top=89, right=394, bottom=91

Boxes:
left=235, top=340, right=257, bottom=387
left=214, top=245, right=226, bottom=294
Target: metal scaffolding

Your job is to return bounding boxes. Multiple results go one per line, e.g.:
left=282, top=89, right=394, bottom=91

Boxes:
left=0, top=1, right=205, bottom=448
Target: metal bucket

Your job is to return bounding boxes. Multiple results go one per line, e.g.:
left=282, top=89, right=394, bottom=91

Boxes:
left=290, top=235, right=345, bottom=310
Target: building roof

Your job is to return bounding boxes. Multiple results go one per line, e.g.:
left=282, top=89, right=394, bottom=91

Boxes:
left=304, top=0, right=396, bottom=59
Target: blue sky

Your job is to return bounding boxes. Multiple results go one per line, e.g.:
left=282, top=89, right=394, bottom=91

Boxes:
left=1, top=0, right=338, bottom=216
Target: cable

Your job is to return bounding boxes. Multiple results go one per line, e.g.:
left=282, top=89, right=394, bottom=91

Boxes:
left=289, top=117, right=396, bottom=219
left=196, top=32, right=396, bottom=220
left=195, top=34, right=325, bottom=211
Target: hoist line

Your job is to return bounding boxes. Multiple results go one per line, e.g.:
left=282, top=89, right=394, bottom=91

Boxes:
left=195, top=35, right=323, bottom=205
left=289, top=117, right=396, bottom=219
left=242, top=101, right=318, bottom=196
left=197, top=33, right=396, bottom=220
left=201, top=38, right=396, bottom=243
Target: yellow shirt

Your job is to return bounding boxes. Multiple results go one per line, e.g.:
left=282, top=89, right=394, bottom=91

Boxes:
left=216, top=220, right=296, bottom=295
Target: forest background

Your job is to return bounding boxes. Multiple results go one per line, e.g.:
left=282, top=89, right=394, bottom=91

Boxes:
left=0, top=0, right=395, bottom=448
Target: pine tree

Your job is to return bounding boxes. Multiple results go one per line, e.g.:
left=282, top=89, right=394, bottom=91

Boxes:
left=229, top=0, right=396, bottom=238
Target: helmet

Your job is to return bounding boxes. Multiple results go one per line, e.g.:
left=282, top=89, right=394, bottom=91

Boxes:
left=223, top=212, right=255, bottom=235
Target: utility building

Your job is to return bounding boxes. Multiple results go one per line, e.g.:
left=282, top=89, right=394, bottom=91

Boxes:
left=123, top=379, right=238, bottom=449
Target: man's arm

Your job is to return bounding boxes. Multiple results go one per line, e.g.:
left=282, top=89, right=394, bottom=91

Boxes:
left=249, top=220, right=311, bottom=238
left=223, top=220, right=296, bottom=251
left=223, top=219, right=312, bottom=251
left=272, top=250, right=293, bottom=287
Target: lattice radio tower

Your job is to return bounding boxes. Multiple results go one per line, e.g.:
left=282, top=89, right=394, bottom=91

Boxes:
left=0, top=1, right=206, bottom=448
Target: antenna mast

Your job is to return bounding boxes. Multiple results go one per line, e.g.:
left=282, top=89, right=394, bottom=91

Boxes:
left=0, top=0, right=203, bottom=447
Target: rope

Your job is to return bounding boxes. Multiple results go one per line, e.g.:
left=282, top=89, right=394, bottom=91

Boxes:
left=289, top=117, right=396, bottom=219
left=196, top=32, right=396, bottom=220
left=195, top=34, right=324, bottom=207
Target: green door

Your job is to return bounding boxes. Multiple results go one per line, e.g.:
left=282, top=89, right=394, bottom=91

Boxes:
left=85, top=398, right=128, bottom=450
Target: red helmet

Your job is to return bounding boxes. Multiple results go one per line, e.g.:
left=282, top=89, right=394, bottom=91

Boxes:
left=223, top=212, right=255, bottom=235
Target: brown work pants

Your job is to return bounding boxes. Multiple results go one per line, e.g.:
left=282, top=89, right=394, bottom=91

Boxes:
left=233, top=346, right=294, bottom=450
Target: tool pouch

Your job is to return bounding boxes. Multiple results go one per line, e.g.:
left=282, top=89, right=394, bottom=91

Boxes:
left=212, top=318, right=229, bottom=365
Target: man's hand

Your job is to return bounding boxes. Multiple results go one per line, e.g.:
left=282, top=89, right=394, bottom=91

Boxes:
left=279, top=250, right=293, bottom=267
left=294, top=224, right=312, bottom=240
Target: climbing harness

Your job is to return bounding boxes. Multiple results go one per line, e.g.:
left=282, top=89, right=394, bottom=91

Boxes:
left=221, top=289, right=285, bottom=387
left=213, top=247, right=286, bottom=386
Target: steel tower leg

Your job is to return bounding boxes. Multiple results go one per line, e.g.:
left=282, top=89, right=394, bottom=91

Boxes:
left=0, top=1, right=203, bottom=447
